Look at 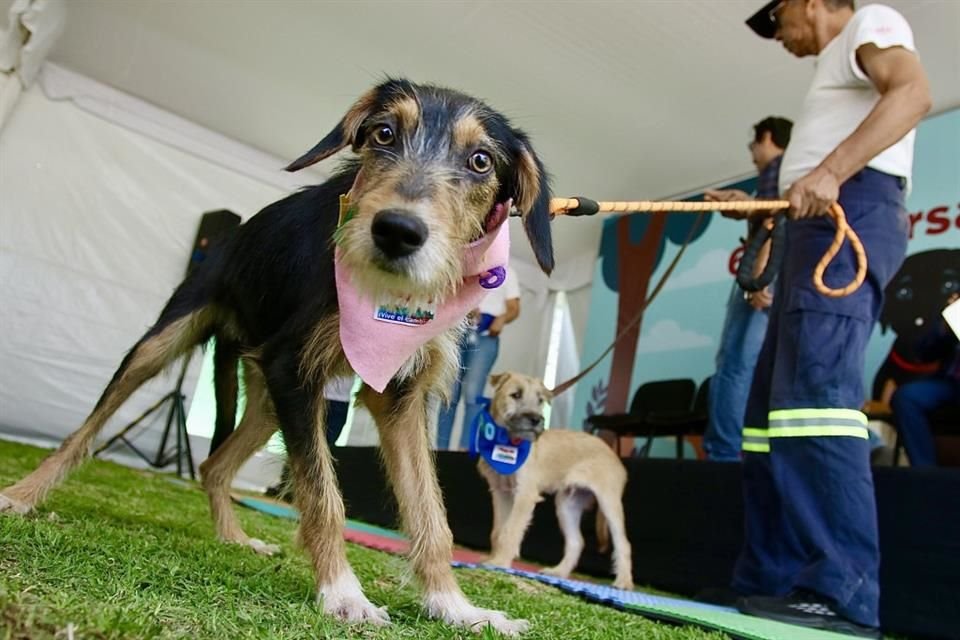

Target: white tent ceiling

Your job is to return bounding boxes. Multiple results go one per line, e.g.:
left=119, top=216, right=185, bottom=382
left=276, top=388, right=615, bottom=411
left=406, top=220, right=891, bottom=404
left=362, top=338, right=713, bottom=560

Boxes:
left=8, top=0, right=960, bottom=267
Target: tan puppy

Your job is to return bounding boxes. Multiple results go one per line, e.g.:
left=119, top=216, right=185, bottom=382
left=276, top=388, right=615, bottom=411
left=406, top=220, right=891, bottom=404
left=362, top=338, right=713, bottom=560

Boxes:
left=477, top=372, right=634, bottom=590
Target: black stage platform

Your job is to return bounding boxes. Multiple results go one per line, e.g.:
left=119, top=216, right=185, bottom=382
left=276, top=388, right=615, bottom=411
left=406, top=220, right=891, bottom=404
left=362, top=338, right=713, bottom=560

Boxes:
left=332, top=447, right=960, bottom=639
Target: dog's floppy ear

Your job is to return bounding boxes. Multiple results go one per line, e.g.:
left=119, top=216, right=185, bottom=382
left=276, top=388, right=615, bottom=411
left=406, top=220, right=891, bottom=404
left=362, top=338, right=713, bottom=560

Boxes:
left=284, top=88, right=380, bottom=172
left=510, top=134, right=554, bottom=275
left=539, top=381, right=554, bottom=402
left=489, top=372, right=510, bottom=390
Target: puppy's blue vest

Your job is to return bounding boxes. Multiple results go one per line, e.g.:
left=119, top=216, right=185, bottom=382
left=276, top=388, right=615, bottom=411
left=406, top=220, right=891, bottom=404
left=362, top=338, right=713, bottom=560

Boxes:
left=468, top=397, right=531, bottom=475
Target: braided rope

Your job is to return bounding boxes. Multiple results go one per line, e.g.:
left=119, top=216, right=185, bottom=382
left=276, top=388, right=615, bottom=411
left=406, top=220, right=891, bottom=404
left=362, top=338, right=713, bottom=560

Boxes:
left=549, top=197, right=866, bottom=298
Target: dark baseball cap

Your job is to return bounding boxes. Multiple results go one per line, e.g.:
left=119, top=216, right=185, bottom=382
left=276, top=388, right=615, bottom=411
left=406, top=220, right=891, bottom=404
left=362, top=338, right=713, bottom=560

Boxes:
left=746, top=0, right=781, bottom=39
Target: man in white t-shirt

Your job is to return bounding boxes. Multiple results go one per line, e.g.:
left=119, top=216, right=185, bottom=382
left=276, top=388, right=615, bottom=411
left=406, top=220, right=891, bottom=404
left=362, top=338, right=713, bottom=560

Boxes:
left=436, top=265, right=521, bottom=450
left=729, top=1, right=931, bottom=637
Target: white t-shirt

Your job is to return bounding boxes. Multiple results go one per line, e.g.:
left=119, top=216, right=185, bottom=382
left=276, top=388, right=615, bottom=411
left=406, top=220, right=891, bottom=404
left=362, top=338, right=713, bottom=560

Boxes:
left=478, top=264, right=521, bottom=316
left=779, top=4, right=918, bottom=194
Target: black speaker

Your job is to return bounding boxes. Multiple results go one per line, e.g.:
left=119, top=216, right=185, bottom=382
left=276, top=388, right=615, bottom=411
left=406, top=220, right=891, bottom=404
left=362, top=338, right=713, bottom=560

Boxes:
left=186, top=209, right=241, bottom=276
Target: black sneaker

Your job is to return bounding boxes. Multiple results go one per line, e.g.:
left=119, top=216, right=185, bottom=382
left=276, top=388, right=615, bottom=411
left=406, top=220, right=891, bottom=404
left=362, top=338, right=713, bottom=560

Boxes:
left=737, top=590, right=881, bottom=639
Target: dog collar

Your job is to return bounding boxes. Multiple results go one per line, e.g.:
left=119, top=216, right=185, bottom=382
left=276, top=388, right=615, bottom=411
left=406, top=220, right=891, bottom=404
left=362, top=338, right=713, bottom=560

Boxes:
left=468, top=398, right=531, bottom=475
left=889, top=348, right=940, bottom=374
left=335, top=200, right=512, bottom=393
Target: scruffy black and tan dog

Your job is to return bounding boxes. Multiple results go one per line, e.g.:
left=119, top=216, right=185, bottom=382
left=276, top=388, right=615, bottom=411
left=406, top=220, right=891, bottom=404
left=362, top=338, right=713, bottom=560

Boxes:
left=477, top=373, right=634, bottom=590
left=0, top=79, right=554, bottom=635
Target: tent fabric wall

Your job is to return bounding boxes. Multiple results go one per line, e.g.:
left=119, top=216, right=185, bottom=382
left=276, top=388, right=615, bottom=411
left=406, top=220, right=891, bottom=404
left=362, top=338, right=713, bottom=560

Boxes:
left=0, top=70, right=19, bottom=132
left=0, top=0, right=66, bottom=86
left=0, top=74, right=286, bottom=485
left=0, top=0, right=66, bottom=131
left=508, top=251, right=596, bottom=427
left=38, top=63, right=320, bottom=193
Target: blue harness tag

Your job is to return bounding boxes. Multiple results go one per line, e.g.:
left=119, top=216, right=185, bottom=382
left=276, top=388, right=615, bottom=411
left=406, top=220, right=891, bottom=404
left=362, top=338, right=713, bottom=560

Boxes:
left=469, top=397, right=531, bottom=475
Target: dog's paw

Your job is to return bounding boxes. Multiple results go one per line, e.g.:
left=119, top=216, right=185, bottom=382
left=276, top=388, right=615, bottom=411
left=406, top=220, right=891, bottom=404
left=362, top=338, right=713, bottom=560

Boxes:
left=482, top=555, right=513, bottom=569
left=245, top=538, right=282, bottom=556
left=318, top=572, right=390, bottom=626
left=322, top=595, right=390, bottom=625
left=541, top=565, right=571, bottom=579
left=0, top=493, right=32, bottom=515
left=612, top=576, right=635, bottom=591
left=425, top=591, right=529, bottom=636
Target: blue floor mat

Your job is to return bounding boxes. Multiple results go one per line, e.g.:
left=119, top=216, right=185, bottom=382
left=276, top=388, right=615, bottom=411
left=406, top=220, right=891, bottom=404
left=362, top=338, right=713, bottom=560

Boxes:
left=454, top=562, right=856, bottom=640
left=452, top=561, right=733, bottom=614
left=235, top=494, right=846, bottom=639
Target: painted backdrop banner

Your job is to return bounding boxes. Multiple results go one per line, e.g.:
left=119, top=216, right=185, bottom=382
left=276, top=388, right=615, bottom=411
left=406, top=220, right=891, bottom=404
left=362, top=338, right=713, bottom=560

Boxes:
left=572, top=108, right=960, bottom=433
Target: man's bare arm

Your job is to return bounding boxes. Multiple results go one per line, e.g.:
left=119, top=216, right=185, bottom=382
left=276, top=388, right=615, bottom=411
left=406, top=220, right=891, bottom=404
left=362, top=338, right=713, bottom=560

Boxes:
left=787, top=45, right=931, bottom=219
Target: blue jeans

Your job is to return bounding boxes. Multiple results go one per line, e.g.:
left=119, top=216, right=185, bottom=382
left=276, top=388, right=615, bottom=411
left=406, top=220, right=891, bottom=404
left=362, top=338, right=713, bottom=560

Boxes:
left=326, top=400, right=349, bottom=446
left=703, top=283, right=770, bottom=461
left=436, top=331, right=500, bottom=450
left=891, top=377, right=959, bottom=467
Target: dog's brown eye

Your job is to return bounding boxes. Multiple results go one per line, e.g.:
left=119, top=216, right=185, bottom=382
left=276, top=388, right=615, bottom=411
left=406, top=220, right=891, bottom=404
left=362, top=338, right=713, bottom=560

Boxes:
left=372, top=125, right=395, bottom=146
left=511, top=390, right=523, bottom=400
left=469, top=151, right=493, bottom=174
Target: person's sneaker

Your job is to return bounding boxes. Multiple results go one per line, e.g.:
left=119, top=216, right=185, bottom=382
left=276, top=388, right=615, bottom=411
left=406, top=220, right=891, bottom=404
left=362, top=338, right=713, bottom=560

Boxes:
left=737, top=590, right=881, bottom=639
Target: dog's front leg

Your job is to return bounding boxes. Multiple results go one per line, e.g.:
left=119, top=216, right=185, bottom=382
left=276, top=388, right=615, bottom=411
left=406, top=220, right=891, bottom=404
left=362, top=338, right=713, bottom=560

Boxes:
left=363, top=383, right=529, bottom=637
left=264, top=353, right=388, bottom=626
left=485, top=489, right=539, bottom=568
left=489, top=487, right=514, bottom=548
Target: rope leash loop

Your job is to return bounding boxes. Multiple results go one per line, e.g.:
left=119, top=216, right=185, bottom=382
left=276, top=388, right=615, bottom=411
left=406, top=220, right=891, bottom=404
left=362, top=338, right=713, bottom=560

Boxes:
left=736, top=212, right=786, bottom=293
left=813, top=202, right=867, bottom=298
left=549, top=197, right=867, bottom=298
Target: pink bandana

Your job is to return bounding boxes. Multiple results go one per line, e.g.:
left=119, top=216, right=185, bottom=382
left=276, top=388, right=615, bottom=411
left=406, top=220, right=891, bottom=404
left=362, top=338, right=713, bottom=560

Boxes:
left=335, top=203, right=512, bottom=392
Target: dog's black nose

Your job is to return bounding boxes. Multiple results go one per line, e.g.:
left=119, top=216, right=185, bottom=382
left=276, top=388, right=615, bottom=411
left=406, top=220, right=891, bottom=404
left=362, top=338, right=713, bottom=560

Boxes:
left=372, top=209, right=428, bottom=258
left=522, top=413, right=544, bottom=429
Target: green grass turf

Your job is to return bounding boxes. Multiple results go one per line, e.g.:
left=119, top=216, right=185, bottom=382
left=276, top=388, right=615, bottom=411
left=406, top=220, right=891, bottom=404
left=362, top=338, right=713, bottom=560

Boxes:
left=0, top=439, right=729, bottom=639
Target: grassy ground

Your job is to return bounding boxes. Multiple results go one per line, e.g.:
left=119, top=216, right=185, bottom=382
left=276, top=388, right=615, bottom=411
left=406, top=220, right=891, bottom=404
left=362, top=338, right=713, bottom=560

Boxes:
left=0, top=440, right=729, bottom=640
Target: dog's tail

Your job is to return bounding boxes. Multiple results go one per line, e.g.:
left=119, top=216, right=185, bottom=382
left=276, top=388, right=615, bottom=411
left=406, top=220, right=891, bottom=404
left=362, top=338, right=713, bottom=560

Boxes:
left=1, top=276, right=219, bottom=510
left=596, top=504, right=611, bottom=553
left=94, top=276, right=219, bottom=417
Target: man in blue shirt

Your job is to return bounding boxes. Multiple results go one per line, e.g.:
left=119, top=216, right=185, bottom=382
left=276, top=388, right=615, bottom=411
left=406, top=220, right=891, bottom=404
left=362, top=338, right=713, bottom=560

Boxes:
left=703, top=116, right=792, bottom=461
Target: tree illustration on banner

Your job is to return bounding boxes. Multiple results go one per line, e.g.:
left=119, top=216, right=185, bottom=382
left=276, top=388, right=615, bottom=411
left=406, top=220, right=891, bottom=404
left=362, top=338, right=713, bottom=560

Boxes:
left=597, top=211, right=712, bottom=415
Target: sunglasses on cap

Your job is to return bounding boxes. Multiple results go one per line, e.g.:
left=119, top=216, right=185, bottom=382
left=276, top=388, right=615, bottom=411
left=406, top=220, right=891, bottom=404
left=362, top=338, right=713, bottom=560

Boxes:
left=746, top=0, right=791, bottom=39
